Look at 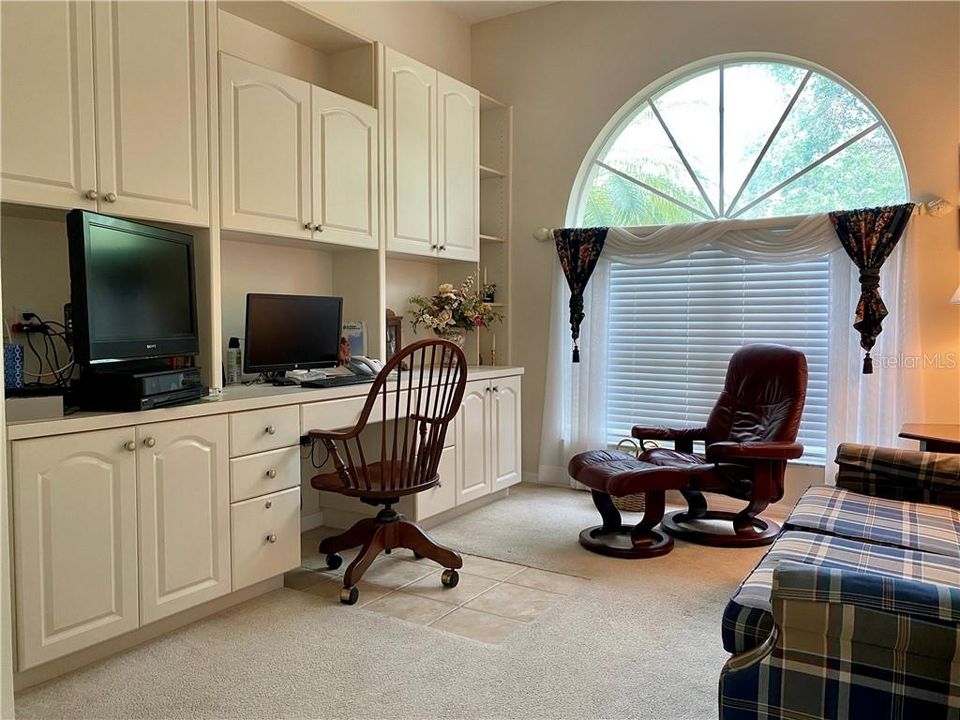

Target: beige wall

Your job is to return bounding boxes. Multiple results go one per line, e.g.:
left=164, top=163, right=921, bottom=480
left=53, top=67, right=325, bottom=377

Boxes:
left=471, top=1, right=960, bottom=476
left=302, top=1, right=473, bottom=81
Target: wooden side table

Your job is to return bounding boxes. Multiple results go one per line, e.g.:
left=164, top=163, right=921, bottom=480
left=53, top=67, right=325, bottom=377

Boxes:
left=899, top=424, right=960, bottom=453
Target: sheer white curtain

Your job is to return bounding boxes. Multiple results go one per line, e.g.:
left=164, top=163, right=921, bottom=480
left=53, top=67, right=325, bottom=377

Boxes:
left=537, top=214, right=922, bottom=486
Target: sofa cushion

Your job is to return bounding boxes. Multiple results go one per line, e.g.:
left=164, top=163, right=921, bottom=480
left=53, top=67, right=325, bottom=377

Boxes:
left=785, top=485, right=960, bottom=558
left=722, top=530, right=960, bottom=654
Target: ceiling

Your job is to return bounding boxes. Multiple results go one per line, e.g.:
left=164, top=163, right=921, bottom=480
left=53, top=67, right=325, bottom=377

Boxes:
left=438, top=1, right=552, bottom=24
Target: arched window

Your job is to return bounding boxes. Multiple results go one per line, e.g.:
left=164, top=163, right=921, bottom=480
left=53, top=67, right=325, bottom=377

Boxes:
left=570, top=57, right=908, bottom=463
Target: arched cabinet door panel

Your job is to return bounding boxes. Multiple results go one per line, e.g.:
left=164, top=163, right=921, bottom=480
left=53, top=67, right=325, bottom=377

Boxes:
left=220, top=53, right=312, bottom=240
left=437, top=74, right=479, bottom=262
left=492, top=376, right=522, bottom=491
left=12, top=428, right=139, bottom=669
left=383, top=48, right=438, bottom=257
left=137, top=415, right=231, bottom=624
left=311, top=86, right=379, bottom=249
left=456, top=380, right=491, bottom=504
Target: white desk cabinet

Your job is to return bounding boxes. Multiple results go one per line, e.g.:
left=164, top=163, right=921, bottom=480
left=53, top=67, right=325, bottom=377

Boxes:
left=137, top=416, right=231, bottom=625
left=383, top=48, right=480, bottom=262
left=311, top=86, right=379, bottom=250
left=456, top=380, right=492, bottom=504
left=491, top=375, right=522, bottom=491
left=0, top=1, right=209, bottom=225
left=12, top=428, right=140, bottom=670
left=219, top=53, right=312, bottom=240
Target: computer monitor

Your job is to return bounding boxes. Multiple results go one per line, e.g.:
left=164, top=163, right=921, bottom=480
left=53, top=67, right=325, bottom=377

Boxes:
left=243, top=294, right=342, bottom=374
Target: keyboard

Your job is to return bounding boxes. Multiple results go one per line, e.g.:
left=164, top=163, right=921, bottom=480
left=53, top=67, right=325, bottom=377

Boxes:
left=300, top=375, right=375, bottom=389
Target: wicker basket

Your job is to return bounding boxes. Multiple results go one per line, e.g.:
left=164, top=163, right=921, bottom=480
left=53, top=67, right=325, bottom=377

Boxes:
left=610, top=438, right=655, bottom=513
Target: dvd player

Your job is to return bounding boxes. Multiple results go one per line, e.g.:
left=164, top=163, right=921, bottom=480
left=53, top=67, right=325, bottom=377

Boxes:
left=74, top=367, right=206, bottom=411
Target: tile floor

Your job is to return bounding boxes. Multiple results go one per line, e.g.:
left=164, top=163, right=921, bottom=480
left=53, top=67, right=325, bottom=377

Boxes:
left=285, top=530, right=588, bottom=644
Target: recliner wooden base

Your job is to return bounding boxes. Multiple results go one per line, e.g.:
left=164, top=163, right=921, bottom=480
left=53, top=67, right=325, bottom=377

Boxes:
left=660, top=509, right=780, bottom=547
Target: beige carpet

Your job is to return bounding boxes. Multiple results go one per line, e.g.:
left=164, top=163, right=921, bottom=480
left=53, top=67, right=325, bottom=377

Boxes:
left=15, top=484, right=766, bottom=720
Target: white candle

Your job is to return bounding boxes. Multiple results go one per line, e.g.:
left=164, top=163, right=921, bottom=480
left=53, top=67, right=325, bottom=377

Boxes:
left=492, top=334, right=496, bottom=352
left=483, top=266, right=488, bottom=286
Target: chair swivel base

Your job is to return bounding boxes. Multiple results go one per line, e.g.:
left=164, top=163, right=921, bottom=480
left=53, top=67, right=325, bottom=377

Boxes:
left=660, top=510, right=780, bottom=547
left=579, top=524, right=674, bottom=558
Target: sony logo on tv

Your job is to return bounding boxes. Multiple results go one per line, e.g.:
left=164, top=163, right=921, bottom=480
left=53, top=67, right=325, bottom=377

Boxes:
left=145, top=344, right=158, bottom=350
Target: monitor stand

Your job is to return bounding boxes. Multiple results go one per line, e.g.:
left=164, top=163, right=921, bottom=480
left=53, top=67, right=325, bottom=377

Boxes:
left=265, top=371, right=296, bottom=387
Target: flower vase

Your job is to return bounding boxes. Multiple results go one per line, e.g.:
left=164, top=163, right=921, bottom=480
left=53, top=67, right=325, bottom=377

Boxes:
left=435, top=329, right=466, bottom=362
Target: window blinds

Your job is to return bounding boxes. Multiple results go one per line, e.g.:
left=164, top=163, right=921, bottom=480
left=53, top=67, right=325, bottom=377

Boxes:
left=606, top=246, right=828, bottom=462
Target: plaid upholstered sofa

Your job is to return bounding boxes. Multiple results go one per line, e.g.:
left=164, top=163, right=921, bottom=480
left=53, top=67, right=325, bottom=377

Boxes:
left=719, top=442, right=960, bottom=719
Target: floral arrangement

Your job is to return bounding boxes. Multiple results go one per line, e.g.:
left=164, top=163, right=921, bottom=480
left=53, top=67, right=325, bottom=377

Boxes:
left=408, top=274, right=502, bottom=335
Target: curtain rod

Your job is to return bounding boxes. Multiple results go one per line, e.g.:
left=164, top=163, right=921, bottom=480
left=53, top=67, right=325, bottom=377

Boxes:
left=532, top=196, right=952, bottom=241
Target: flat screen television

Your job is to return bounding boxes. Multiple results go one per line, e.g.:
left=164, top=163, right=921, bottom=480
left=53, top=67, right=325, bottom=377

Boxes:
left=244, top=293, right=342, bottom=373
left=67, top=210, right=199, bottom=365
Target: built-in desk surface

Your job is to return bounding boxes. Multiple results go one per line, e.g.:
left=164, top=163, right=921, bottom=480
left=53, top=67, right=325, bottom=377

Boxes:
left=6, top=366, right=524, bottom=441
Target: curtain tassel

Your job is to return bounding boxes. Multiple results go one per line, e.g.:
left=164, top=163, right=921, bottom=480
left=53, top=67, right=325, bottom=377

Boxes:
left=572, top=345, right=580, bottom=363
left=862, top=352, right=873, bottom=374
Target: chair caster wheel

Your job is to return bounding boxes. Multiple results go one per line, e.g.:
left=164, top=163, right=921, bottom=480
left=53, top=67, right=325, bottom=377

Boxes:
left=413, top=551, right=424, bottom=560
left=441, top=569, right=459, bottom=588
left=325, top=554, right=343, bottom=570
left=340, top=586, right=359, bottom=605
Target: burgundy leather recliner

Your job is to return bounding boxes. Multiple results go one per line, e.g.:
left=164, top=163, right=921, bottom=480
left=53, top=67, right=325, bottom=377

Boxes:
left=569, top=344, right=808, bottom=558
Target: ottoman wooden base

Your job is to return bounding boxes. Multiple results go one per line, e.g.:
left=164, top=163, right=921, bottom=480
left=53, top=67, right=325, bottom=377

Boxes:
left=579, top=524, right=674, bottom=558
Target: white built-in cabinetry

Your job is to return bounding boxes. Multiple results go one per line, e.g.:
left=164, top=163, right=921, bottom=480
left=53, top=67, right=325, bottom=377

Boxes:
left=454, top=376, right=521, bottom=505
left=137, top=415, right=231, bottom=625
left=11, top=416, right=231, bottom=669
left=383, top=47, right=479, bottom=262
left=0, top=0, right=209, bottom=226
left=219, top=54, right=379, bottom=249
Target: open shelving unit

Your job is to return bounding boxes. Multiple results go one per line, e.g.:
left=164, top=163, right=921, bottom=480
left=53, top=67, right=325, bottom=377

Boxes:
left=478, top=92, right=513, bottom=367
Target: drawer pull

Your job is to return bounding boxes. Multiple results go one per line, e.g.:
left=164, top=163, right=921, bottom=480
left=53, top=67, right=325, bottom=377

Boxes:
left=265, top=425, right=276, bottom=435
left=265, top=469, right=277, bottom=479
left=266, top=533, right=277, bottom=544
left=144, top=437, right=157, bottom=448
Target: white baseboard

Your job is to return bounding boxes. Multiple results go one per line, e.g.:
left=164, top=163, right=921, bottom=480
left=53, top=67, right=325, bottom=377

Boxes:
left=300, top=511, right=324, bottom=533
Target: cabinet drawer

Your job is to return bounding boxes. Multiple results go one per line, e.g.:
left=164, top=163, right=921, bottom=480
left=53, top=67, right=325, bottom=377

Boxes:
left=301, top=391, right=413, bottom=434
left=230, top=446, right=300, bottom=503
left=229, top=406, right=299, bottom=457
left=231, top=487, right=300, bottom=590
left=415, top=446, right=457, bottom=520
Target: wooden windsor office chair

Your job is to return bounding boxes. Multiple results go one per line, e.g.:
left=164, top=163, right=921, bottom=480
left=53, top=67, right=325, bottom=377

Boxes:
left=308, top=338, right=468, bottom=605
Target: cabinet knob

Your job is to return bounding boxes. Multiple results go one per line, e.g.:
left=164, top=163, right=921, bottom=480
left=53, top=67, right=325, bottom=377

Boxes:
left=493, top=386, right=499, bottom=392
left=265, top=469, right=277, bottom=479
left=304, top=222, right=313, bottom=231
left=144, top=437, right=156, bottom=448
left=124, top=440, right=136, bottom=452
left=430, top=244, right=438, bottom=250
left=266, top=533, right=277, bottom=544
left=104, top=192, right=117, bottom=203
left=265, top=425, right=276, bottom=435
left=84, top=189, right=98, bottom=201
left=265, top=500, right=272, bottom=509
left=314, top=224, right=323, bottom=233
left=439, top=245, right=447, bottom=252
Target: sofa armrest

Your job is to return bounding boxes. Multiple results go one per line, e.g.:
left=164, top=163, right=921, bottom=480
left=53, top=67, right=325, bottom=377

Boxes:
left=773, top=561, right=960, bottom=626
left=631, top=425, right=706, bottom=442
left=835, top=443, right=960, bottom=508
left=706, top=441, right=803, bottom=463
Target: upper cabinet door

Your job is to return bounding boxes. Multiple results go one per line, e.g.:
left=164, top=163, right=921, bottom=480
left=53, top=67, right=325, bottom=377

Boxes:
left=93, top=1, right=209, bottom=226
left=491, top=376, right=522, bottom=492
left=0, top=0, right=98, bottom=211
left=220, top=53, right=312, bottom=240
left=12, top=428, right=139, bottom=670
left=383, top=48, right=438, bottom=257
left=137, top=416, right=231, bottom=624
left=311, top=86, right=379, bottom=250
left=437, top=74, right=479, bottom=262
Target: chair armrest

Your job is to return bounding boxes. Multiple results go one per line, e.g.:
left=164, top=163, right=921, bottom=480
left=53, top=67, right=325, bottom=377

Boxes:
left=773, top=561, right=960, bottom=626
left=835, top=443, right=960, bottom=506
left=706, top=441, right=803, bottom=462
left=631, top=425, right=707, bottom=442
